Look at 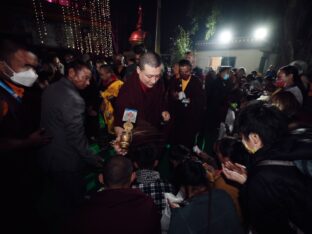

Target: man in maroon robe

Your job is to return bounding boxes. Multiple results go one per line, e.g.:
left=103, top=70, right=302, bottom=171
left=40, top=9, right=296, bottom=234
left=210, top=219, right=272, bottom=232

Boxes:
left=113, top=52, right=170, bottom=153
left=168, top=59, right=205, bottom=148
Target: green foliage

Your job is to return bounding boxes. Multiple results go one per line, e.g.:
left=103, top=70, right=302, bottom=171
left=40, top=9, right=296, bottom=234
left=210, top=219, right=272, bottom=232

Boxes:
left=205, top=8, right=219, bottom=41
left=170, top=25, right=192, bottom=63
left=186, top=0, right=219, bottom=41
left=189, top=17, right=199, bottom=35
left=168, top=0, right=219, bottom=60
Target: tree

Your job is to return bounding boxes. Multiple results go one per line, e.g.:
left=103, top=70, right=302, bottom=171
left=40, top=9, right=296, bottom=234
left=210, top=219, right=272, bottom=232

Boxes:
left=278, top=0, right=312, bottom=69
left=187, top=0, right=218, bottom=42
left=170, top=25, right=192, bottom=63
left=205, top=7, right=219, bottom=41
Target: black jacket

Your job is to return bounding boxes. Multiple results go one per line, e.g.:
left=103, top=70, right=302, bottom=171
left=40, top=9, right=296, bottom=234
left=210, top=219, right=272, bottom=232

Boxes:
left=168, top=76, right=205, bottom=148
left=205, top=76, right=232, bottom=130
left=241, top=132, right=312, bottom=234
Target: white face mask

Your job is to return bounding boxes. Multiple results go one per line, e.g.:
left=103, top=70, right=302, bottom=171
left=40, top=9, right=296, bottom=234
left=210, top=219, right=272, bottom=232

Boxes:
left=3, top=62, right=38, bottom=87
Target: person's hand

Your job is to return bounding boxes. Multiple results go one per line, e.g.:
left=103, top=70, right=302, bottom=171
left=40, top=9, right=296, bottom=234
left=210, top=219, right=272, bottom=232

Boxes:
left=178, top=91, right=186, bottom=100
left=27, top=128, right=52, bottom=147
left=222, top=161, right=247, bottom=184
left=162, top=111, right=170, bottom=122
left=202, top=162, right=215, bottom=173
left=225, top=161, right=246, bottom=174
left=111, top=135, right=127, bottom=156
left=168, top=199, right=180, bottom=209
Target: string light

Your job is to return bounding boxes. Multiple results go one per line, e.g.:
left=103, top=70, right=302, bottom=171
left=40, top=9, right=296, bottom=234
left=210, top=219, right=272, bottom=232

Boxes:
left=96, top=0, right=104, bottom=54
left=93, top=0, right=100, bottom=55
left=61, top=5, right=70, bottom=48
left=89, top=0, right=96, bottom=54
left=38, top=0, right=48, bottom=37
left=31, top=0, right=113, bottom=55
left=87, top=0, right=94, bottom=54
left=64, top=3, right=74, bottom=49
left=32, top=0, right=44, bottom=44
left=70, top=1, right=79, bottom=50
left=54, top=0, right=113, bottom=55
left=74, top=0, right=84, bottom=53
left=90, top=0, right=96, bottom=53
left=88, top=32, right=93, bottom=54
left=108, top=0, right=113, bottom=56
left=84, top=32, right=90, bottom=54
left=102, top=0, right=108, bottom=56
left=104, top=0, right=113, bottom=56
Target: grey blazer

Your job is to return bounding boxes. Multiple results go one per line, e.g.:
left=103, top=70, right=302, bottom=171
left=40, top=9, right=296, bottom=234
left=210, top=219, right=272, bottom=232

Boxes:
left=39, top=78, right=97, bottom=172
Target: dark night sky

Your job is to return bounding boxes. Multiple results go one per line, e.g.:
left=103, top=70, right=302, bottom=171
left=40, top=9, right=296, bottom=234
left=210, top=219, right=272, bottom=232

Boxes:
left=110, top=0, right=195, bottom=53
left=110, top=0, right=284, bottom=53
left=1, top=0, right=311, bottom=55
left=110, top=0, right=157, bottom=53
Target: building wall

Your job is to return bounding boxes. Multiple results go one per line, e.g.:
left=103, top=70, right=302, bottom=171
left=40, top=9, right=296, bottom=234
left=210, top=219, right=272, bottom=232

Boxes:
left=195, top=49, right=264, bottom=74
left=264, top=53, right=278, bottom=72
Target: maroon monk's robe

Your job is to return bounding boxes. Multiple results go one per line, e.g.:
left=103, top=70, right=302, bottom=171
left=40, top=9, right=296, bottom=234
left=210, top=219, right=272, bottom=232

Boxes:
left=168, top=76, right=205, bottom=148
left=63, top=188, right=161, bottom=234
left=114, top=72, right=168, bottom=130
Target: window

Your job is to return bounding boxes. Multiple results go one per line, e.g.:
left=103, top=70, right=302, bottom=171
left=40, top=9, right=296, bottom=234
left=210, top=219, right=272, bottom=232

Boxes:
left=221, top=57, right=236, bottom=67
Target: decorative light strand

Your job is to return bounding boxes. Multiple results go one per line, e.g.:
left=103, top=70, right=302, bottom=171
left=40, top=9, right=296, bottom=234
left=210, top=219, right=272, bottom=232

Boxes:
left=93, top=0, right=99, bottom=54
left=84, top=34, right=90, bottom=54
left=88, top=32, right=93, bottom=54
left=96, top=0, right=104, bottom=54
left=38, top=0, right=48, bottom=37
left=70, top=1, right=79, bottom=50
left=90, top=0, right=95, bottom=53
left=89, top=0, right=96, bottom=54
left=98, top=0, right=103, bottom=54
left=105, top=0, right=113, bottom=56
left=109, top=0, right=113, bottom=56
left=104, top=0, right=109, bottom=55
left=32, top=0, right=44, bottom=44
left=93, top=0, right=100, bottom=55
left=97, top=0, right=102, bottom=54
left=74, top=0, right=84, bottom=53
left=65, top=4, right=74, bottom=48
left=61, top=5, right=70, bottom=48
left=103, top=0, right=108, bottom=56
left=102, top=0, right=108, bottom=56
left=82, top=2, right=89, bottom=53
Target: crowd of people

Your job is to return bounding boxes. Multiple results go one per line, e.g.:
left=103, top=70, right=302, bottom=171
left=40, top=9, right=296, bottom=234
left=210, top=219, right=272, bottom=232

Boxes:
left=0, top=39, right=312, bottom=234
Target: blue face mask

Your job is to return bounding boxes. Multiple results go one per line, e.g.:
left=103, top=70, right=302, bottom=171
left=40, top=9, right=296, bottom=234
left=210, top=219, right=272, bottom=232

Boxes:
left=223, top=73, right=230, bottom=80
